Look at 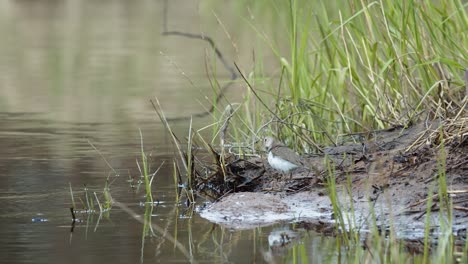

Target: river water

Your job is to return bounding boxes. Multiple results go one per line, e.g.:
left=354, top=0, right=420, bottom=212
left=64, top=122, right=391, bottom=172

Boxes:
left=0, top=1, right=341, bottom=263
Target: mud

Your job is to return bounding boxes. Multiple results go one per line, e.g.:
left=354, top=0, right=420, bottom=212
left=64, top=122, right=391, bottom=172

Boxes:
left=198, top=121, right=467, bottom=240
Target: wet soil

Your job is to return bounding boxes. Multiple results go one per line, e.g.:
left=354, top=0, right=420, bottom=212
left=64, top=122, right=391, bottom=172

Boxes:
left=198, top=121, right=467, bottom=240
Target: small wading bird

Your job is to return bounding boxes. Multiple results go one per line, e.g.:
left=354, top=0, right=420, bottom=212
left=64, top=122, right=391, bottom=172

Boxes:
left=263, top=136, right=304, bottom=173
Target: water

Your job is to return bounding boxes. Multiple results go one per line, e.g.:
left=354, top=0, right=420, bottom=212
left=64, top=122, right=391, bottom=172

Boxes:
left=0, top=1, right=337, bottom=263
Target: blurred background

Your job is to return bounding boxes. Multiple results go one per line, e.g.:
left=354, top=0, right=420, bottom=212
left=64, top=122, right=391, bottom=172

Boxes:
left=0, top=1, right=308, bottom=263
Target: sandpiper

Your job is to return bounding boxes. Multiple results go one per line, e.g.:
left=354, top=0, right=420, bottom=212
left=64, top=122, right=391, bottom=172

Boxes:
left=263, top=136, right=303, bottom=172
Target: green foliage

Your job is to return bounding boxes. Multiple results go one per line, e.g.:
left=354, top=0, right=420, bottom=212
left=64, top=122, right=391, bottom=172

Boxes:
left=205, top=2, right=467, bottom=262
left=139, top=129, right=153, bottom=204
left=222, top=0, right=467, bottom=150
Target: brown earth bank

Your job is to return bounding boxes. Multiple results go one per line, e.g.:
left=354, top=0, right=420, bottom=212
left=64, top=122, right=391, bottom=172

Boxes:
left=197, top=121, right=467, bottom=241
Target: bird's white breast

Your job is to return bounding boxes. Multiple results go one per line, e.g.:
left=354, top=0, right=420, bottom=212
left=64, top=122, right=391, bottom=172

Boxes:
left=268, top=151, right=299, bottom=172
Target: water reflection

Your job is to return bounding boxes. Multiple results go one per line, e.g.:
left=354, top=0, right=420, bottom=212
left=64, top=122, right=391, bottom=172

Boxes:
left=0, top=0, right=237, bottom=120
left=0, top=1, right=333, bottom=263
left=0, top=110, right=338, bottom=263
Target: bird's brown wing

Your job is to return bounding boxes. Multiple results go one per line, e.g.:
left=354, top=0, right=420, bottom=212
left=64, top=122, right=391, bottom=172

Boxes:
left=274, top=146, right=303, bottom=165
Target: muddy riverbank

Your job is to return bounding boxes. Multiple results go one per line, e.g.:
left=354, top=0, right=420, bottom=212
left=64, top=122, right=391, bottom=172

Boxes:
left=199, top=121, right=467, bottom=240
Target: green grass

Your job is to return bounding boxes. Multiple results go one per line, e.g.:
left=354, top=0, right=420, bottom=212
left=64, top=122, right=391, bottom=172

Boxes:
left=66, top=0, right=466, bottom=261
left=320, top=137, right=465, bottom=263
left=207, top=0, right=466, bottom=152
left=138, top=129, right=153, bottom=204
left=325, top=156, right=351, bottom=246
left=200, top=0, right=467, bottom=262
